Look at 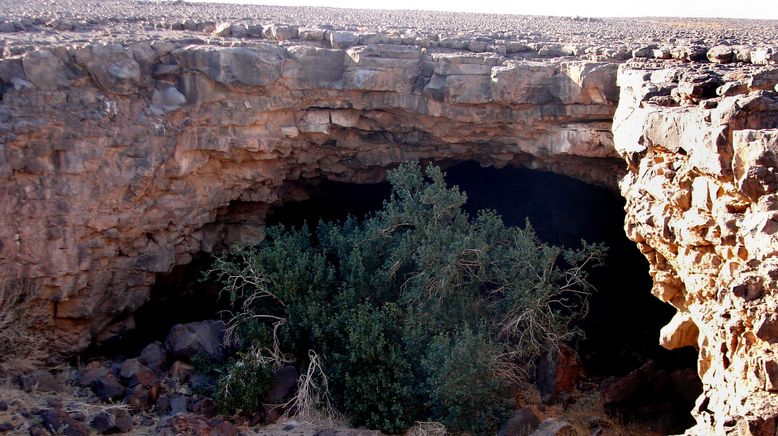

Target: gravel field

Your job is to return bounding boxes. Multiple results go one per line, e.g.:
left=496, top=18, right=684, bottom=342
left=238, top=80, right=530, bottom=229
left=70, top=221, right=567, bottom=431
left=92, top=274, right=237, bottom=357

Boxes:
left=0, top=0, right=776, bottom=55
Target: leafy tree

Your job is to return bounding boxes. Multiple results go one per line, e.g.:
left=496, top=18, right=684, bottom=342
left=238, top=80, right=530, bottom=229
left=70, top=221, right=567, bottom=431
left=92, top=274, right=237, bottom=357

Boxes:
left=208, top=162, right=605, bottom=433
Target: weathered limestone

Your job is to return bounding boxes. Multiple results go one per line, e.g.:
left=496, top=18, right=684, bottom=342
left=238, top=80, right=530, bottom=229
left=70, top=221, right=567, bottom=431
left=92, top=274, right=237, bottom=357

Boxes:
left=613, top=63, right=778, bottom=435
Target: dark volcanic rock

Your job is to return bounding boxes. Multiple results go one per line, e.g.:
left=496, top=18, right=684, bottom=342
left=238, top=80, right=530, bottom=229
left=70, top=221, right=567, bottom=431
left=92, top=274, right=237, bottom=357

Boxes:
left=165, top=320, right=226, bottom=362
left=40, top=408, right=89, bottom=436
left=536, top=344, right=584, bottom=404
left=19, top=370, right=61, bottom=393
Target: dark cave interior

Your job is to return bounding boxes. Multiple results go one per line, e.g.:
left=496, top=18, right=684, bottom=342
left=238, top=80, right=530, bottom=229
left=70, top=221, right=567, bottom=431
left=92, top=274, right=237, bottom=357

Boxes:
left=89, top=161, right=701, bottom=432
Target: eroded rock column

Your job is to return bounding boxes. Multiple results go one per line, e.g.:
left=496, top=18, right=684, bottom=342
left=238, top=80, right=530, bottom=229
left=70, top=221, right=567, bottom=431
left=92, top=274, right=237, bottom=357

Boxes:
left=613, top=63, right=778, bottom=434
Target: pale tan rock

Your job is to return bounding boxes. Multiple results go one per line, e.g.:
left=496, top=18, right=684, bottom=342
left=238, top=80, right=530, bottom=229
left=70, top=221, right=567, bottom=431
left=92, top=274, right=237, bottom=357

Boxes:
left=660, top=312, right=699, bottom=350
left=614, top=63, right=778, bottom=434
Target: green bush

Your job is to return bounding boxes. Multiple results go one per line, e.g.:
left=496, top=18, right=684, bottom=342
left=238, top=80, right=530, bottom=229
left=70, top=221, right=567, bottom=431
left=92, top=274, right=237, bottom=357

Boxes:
left=214, top=350, right=275, bottom=416
left=208, top=162, right=605, bottom=433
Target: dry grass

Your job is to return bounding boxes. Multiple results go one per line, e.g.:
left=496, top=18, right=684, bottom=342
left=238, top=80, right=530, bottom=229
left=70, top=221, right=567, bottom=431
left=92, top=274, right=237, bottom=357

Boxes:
left=0, top=282, right=49, bottom=377
left=0, top=373, right=161, bottom=436
left=280, top=351, right=342, bottom=427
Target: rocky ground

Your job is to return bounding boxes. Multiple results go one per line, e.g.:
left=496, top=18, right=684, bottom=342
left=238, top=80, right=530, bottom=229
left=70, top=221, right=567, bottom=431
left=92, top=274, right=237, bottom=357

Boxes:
left=0, top=318, right=676, bottom=435
left=0, top=0, right=776, bottom=61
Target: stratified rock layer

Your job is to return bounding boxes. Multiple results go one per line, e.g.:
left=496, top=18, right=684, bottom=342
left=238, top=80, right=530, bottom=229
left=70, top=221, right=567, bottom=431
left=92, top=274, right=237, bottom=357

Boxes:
left=0, top=40, right=620, bottom=353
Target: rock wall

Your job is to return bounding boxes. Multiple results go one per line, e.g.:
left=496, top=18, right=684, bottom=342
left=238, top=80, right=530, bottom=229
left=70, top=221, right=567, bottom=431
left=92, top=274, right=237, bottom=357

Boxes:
left=613, top=63, right=778, bottom=434
left=0, top=40, right=619, bottom=353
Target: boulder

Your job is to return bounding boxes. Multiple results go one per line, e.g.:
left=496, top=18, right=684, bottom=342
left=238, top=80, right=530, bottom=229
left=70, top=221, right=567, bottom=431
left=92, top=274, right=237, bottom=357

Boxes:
left=140, top=341, right=168, bottom=371
left=328, top=31, right=358, bottom=49
left=90, top=372, right=127, bottom=402
left=751, top=47, right=777, bottom=65
left=151, top=86, right=187, bottom=112
left=165, top=320, right=226, bottom=362
left=191, top=398, right=216, bottom=417
left=659, top=312, right=699, bottom=350
left=491, top=62, right=556, bottom=105
left=170, top=395, right=189, bottom=415
left=169, top=361, right=195, bottom=381
left=732, top=130, right=778, bottom=201
left=39, top=409, right=89, bottom=436
left=77, top=367, right=110, bottom=387
left=91, top=408, right=133, bottom=434
left=707, top=45, right=736, bottom=64
left=600, top=362, right=701, bottom=433
left=119, top=358, right=160, bottom=388
left=19, top=370, right=61, bottom=393
left=265, top=24, right=298, bottom=41
left=283, top=46, right=345, bottom=89
left=535, top=344, right=584, bottom=404
left=22, top=49, right=69, bottom=88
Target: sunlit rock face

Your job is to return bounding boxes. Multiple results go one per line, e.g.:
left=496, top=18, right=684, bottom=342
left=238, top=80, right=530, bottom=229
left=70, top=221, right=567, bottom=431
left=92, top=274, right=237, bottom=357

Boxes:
left=613, top=64, right=778, bottom=435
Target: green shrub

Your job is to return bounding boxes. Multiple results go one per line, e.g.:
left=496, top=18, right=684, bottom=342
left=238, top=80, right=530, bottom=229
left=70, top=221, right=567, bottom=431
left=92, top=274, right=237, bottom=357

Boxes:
left=208, top=162, right=605, bottom=432
left=214, top=350, right=275, bottom=416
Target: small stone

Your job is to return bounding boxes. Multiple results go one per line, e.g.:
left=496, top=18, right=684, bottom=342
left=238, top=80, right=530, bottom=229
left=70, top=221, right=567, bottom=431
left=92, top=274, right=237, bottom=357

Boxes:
left=170, top=395, right=189, bottom=415
left=45, top=397, right=64, bottom=409
left=140, top=341, right=167, bottom=371
left=125, top=384, right=152, bottom=412
left=529, top=418, right=575, bottom=436
left=191, top=398, right=216, bottom=417
left=0, top=399, right=7, bottom=411
left=169, top=361, right=194, bottom=382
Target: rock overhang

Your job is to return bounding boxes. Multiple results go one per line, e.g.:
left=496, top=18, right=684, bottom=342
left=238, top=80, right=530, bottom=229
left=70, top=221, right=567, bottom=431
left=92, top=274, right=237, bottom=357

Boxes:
left=1, top=4, right=778, bottom=434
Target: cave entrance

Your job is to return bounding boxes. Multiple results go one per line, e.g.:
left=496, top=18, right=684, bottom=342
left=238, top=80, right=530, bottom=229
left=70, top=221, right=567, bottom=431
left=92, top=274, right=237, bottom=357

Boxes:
left=87, top=160, right=700, bottom=432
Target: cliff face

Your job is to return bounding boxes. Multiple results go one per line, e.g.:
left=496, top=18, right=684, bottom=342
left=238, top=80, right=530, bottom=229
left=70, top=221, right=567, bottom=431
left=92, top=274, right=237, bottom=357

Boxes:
left=614, top=65, right=778, bottom=434
left=0, top=41, right=619, bottom=353
left=1, top=22, right=778, bottom=434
